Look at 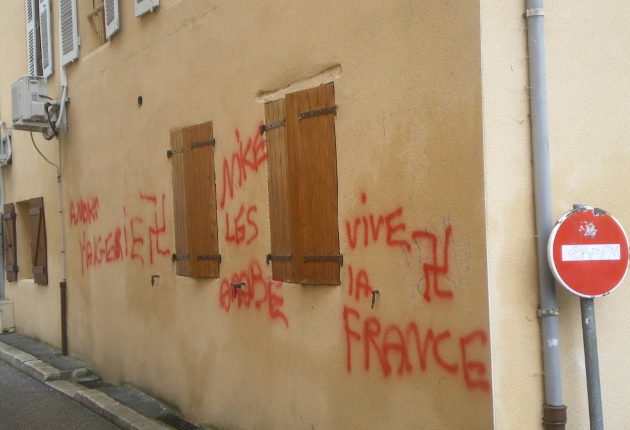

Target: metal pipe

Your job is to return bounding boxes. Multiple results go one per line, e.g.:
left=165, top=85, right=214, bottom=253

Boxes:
left=0, top=122, right=11, bottom=301
left=58, top=66, right=69, bottom=354
left=57, top=134, right=68, bottom=355
left=580, top=297, right=603, bottom=430
left=0, top=152, right=4, bottom=301
left=525, top=0, right=567, bottom=427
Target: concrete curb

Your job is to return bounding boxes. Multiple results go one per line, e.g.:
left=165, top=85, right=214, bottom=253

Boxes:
left=1, top=336, right=210, bottom=430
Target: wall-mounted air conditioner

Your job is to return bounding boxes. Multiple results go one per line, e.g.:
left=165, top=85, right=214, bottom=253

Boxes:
left=11, top=76, right=49, bottom=132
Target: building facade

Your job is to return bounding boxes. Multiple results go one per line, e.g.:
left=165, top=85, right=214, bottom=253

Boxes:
left=0, top=1, right=629, bottom=429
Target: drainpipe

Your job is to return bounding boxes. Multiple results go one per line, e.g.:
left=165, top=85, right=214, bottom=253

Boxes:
left=525, top=1, right=567, bottom=428
left=0, top=123, right=10, bottom=301
left=58, top=66, right=68, bottom=355
left=0, top=155, right=4, bottom=301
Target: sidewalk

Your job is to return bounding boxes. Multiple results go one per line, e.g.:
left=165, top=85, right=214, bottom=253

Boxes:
left=0, top=332, right=216, bottom=430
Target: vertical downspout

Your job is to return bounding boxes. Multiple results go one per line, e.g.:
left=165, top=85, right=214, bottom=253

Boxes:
left=58, top=66, right=68, bottom=355
left=0, top=123, right=10, bottom=301
left=0, top=160, right=4, bottom=301
left=525, top=1, right=567, bottom=428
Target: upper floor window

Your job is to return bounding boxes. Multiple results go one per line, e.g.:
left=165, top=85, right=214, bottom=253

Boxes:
left=25, top=0, right=53, bottom=77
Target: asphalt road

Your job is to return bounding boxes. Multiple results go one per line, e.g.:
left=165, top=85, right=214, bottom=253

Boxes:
left=0, top=359, right=123, bottom=430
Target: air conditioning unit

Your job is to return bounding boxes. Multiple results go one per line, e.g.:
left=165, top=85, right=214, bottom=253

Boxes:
left=11, top=76, right=49, bottom=131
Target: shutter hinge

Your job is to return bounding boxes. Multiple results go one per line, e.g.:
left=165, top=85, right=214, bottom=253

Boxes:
left=298, top=105, right=338, bottom=121
left=303, top=254, right=343, bottom=266
left=167, top=148, right=184, bottom=159
left=197, top=254, right=221, bottom=264
left=266, top=254, right=292, bottom=265
left=172, top=253, right=189, bottom=261
left=191, top=139, right=215, bottom=149
left=260, top=119, right=286, bottom=135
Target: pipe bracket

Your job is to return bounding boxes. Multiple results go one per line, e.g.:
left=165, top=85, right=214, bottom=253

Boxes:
left=526, top=8, right=545, bottom=17
left=538, top=308, right=559, bottom=318
left=542, top=404, right=567, bottom=429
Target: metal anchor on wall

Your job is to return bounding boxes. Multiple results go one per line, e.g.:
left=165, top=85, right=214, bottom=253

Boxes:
left=371, top=290, right=380, bottom=309
left=231, top=282, right=245, bottom=299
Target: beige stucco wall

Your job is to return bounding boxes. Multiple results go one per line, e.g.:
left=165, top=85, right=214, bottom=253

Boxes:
left=482, top=1, right=630, bottom=429
left=1, top=1, right=491, bottom=429
left=0, top=0, right=63, bottom=347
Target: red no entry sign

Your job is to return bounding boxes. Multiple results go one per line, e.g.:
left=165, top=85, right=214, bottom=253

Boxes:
left=548, top=206, right=629, bottom=298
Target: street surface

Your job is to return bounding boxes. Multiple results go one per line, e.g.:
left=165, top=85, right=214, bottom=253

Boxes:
left=0, top=359, right=123, bottom=430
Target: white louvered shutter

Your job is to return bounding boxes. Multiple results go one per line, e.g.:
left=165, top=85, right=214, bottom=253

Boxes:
left=104, top=0, right=120, bottom=40
left=59, top=0, right=79, bottom=66
left=25, top=0, right=39, bottom=76
left=135, top=0, right=159, bottom=18
left=39, top=0, right=53, bottom=77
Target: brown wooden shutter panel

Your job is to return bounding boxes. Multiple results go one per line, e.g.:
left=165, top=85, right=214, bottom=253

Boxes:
left=170, top=128, right=191, bottom=276
left=29, top=197, right=48, bottom=285
left=183, top=121, right=220, bottom=278
left=286, top=83, right=340, bottom=285
left=3, top=203, right=18, bottom=282
left=264, top=99, right=294, bottom=282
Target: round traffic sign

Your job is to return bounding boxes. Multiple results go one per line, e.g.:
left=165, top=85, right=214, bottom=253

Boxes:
left=548, top=206, right=629, bottom=298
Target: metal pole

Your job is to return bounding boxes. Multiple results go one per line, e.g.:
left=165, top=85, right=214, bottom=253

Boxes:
left=525, top=1, right=566, bottom=426
left=580, top=297, right=603, bottom=430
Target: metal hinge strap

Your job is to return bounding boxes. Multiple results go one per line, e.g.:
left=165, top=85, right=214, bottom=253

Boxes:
left=303, top=254, right=343, bottom=266
left=260, top=119, right=286, bottom=135
left=266, top=254, right=292, bottom=265
left=197, top=254, right=221, bottom=264
left=167, top=148, right=184, bottom=158
left=172, top=253, right=189, bottom=261
left=191, top=139, right=215, bottom=149
left=298, top=105, right=338, bottom=120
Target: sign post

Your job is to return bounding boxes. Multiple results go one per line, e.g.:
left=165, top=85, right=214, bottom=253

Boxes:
left=548, top=205, right=630, bottom=430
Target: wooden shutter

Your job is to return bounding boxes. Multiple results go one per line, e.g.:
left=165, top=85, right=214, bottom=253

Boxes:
left=104, top=0, right=120, bottom=40
left=38, top=0, right=53, bottom=77
left=170, top=127, right=191, bottom=276
left=169, top=121, right=220, bottom=278
left=286, top=83, right=341, bottom=285
left=3, top=204, right=18, bottom=282
left=25, top=0, right=40, bottom=76
left=29, top=197, right=47, bottom=285
left=135, top=0, right=159, bottom=17
left=59, top=0, right=79, bottom=66
left=264, top=99, right=294, bottom=282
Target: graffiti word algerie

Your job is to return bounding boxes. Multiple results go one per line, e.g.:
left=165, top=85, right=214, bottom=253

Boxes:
left=72, top=193, right=170, bottom=275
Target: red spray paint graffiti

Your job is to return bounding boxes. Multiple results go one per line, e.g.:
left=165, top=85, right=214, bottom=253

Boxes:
left=219, top=260, right=288, bottom=327
left=344, top=265, right=489, bottom=392
left=69, top=197, right=99, bottom=226
left=345, top=193, right=410, bottom=251
left=345, top=193, right=453, bottom=302
left=77, top=193, right=170, bottom=274
left=343, top=304, right=489, bottom=392
left=412, top=225, right=452, bottom=302
left=219, top=124, right=267, bottom=209
left=342, top=266, right=490, bottom=391
left=225, top=204, right=259, bottom=245
left=139, top=193, right=170, bottom=264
